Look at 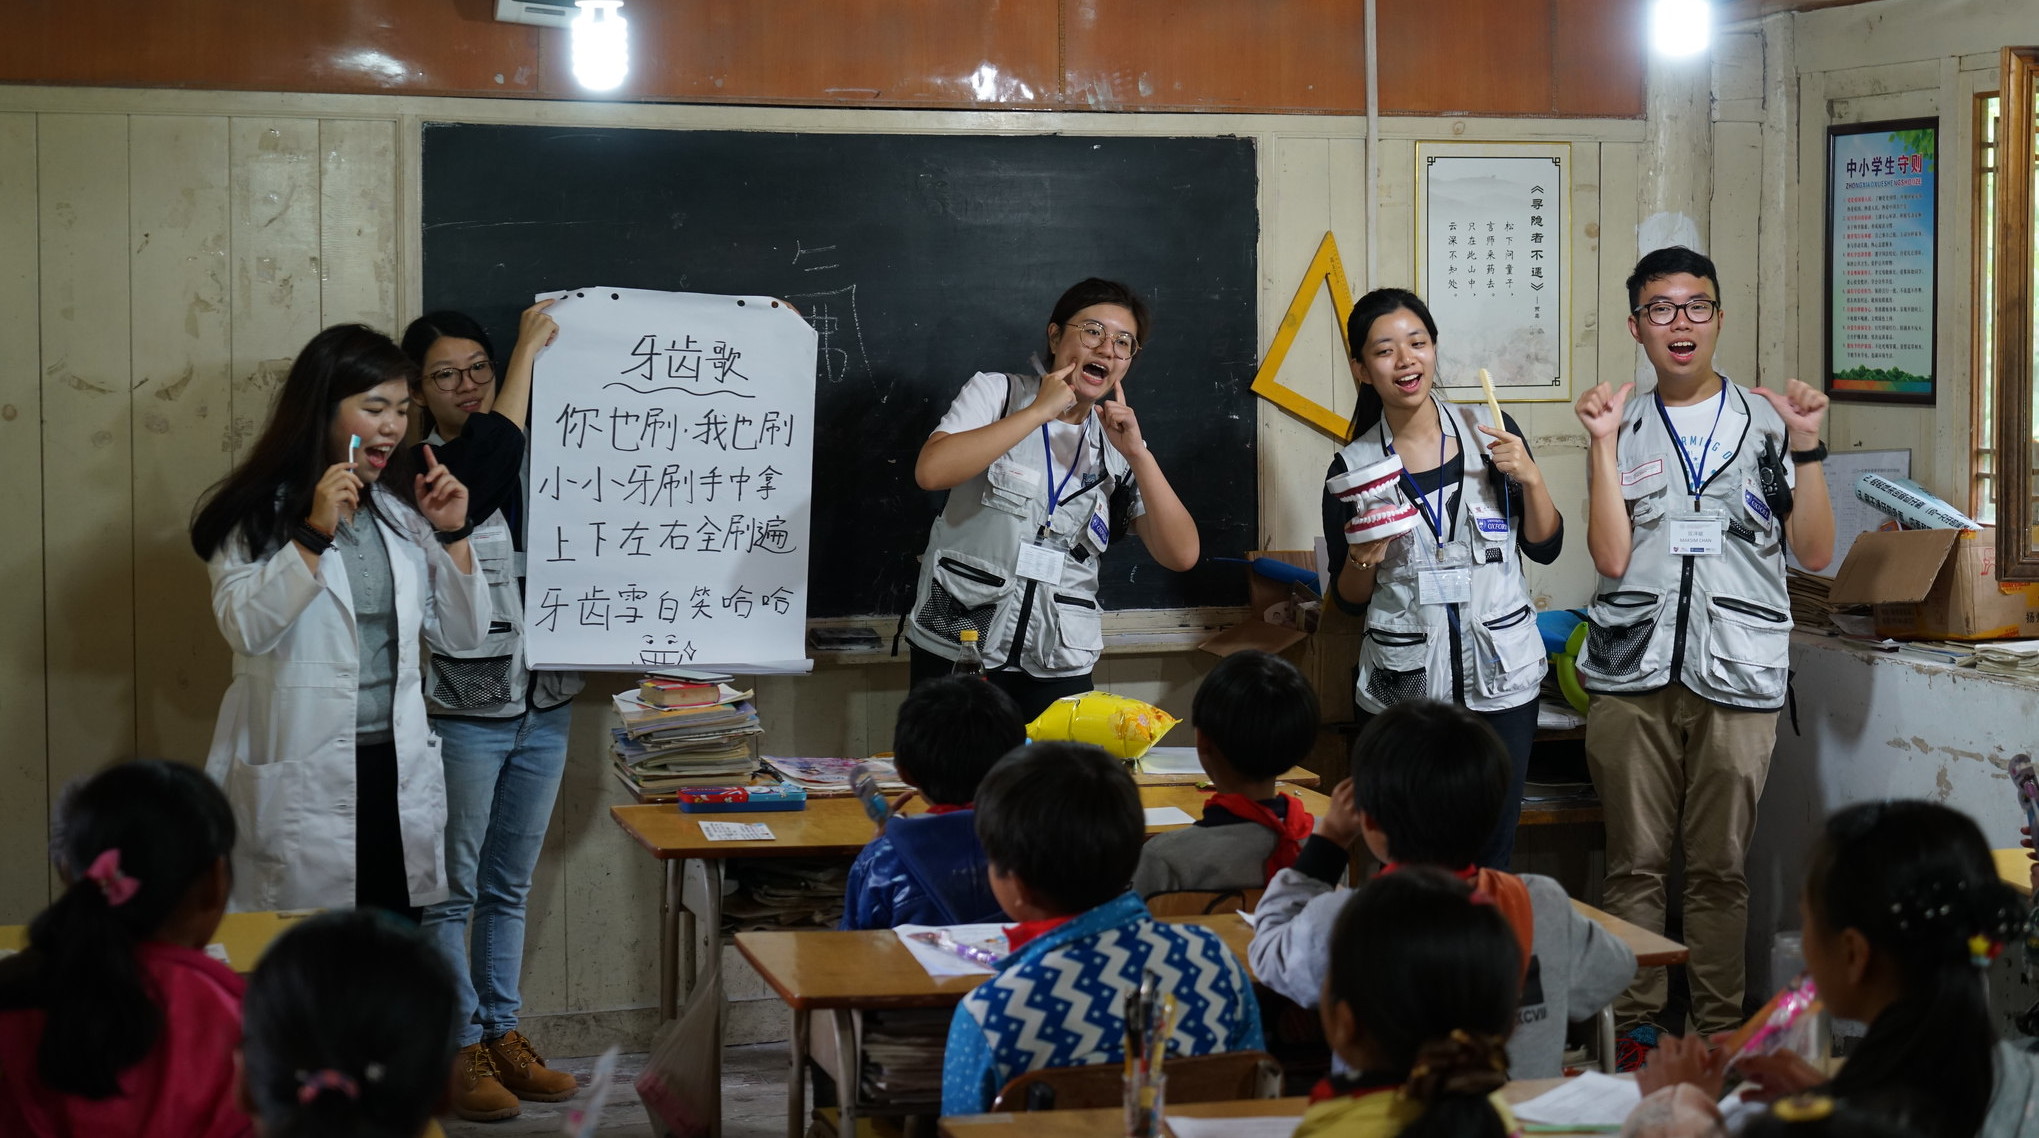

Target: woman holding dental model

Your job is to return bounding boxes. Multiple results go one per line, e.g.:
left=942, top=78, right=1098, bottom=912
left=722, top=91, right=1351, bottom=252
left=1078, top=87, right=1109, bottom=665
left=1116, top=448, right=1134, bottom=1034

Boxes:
left=907, top=278, right=1200, bottom=721
left=1323, top=288, right=1562, bottom=868
left=191, top=324, right=489, bottom=916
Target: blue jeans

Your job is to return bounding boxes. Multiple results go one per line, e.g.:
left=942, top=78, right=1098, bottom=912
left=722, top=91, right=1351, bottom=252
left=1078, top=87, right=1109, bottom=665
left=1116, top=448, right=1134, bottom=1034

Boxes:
left=421, top=701, right=573, bottom=1047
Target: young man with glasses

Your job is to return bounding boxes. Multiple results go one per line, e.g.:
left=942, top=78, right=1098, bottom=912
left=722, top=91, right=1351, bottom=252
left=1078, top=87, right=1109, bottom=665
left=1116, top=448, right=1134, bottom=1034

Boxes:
left=1571, top=246, right=1834, bottom=1064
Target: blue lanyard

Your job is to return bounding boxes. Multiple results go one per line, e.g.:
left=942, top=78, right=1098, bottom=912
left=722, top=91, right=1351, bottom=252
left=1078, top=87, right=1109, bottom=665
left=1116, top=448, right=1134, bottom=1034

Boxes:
left=1039, top=422, right=1084, bottom=529
left=1383, top=414, right=1452, bottom=547
left=1657, top=382, right=1728, bottom=508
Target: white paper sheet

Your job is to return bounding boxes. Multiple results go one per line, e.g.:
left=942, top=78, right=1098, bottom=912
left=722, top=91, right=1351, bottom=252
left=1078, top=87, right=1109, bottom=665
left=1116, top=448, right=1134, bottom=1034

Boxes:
left=1138, top=747, right=1203, bottom=776
left=1166, top=1116, right=1302, bottom=1138
left=1144, top=806, right=1197, bottom=827
left=1787, top=448, right=1910, bottom=577
left=697, top=821, right=775, bottom=842
left=526, top=287, right=819, bottom=671
left=1510, top=1071, right=1642, bottom=1126
left=894, top=924, right=1008, bottom=978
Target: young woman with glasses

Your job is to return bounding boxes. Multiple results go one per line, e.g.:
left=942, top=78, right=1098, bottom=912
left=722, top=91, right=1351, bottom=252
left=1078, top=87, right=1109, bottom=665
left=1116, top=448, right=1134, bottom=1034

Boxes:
left=1323, top=288, right=1564, bottom=870
left=907, top=278, right=1199, bottom=721
left=398, top=303, right=584, bottom=1122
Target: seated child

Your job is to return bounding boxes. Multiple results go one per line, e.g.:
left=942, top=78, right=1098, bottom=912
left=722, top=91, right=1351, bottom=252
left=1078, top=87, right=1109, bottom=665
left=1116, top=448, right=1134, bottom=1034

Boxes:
left=941, top=741, right=1264, bottom=1115
left=239, top=908, right=461, bottom=1138
left=0, top=759, right=252, bottom=1138
left=1131, top=649, right=1319, bottom=898
left=1297, top=867, right=1521, bottom=1138
left=1249, top=698, right=1635, bottom=1078
left=1636, top=800, right=2034, bottom=1138
left=841, top=677, right=1025, bottom=929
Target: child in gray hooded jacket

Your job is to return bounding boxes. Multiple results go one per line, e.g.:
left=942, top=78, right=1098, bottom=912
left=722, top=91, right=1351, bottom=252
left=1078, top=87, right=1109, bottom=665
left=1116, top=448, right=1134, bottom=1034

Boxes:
left=1247, top=698, right=1635, bottom=1078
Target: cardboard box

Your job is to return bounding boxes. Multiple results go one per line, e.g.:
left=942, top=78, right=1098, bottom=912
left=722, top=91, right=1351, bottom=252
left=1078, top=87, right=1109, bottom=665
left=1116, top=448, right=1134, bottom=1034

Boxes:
left=1826, top=526, right=2039, bottom=641
left=1198, top=550, right=1363, bottom=724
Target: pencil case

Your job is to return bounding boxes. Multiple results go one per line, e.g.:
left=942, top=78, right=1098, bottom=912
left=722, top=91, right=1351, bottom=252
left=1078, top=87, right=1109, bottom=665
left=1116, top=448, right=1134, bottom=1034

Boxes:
left=676, top=785, right=809, bottom=812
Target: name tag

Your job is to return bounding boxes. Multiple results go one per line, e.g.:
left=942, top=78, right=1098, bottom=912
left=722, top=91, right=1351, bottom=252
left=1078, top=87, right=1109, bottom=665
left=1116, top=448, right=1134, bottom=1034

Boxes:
left=1470, top=505, right=1509, bottom=538
left=1088, top=496, right=1111, bottom=551
left=1419, top=567, right=1473, bottom=606
left=1743, top=475, right=1773, bottom=527
left=1015, top=540, right=1065, bottom=584
left=1668, top=512, right=1726, bottom=557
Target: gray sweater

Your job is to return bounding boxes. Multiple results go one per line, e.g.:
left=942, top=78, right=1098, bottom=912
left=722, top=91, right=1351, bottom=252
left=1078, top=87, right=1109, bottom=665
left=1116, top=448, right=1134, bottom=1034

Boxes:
left=1131, top=803, right=1288, bottom=899
left=1247, top=836, right=1636, bottom=1079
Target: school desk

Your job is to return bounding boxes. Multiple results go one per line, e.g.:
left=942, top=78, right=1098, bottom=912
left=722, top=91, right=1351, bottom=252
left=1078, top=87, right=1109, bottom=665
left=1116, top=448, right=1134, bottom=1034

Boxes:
left=616, top=763, right=1323, bottom=804
left=1997, top=848, right=2034, bottom=897
left=1572, top=900, right=1689, bottom=1073
left=0, top=908, right=315, bottom=974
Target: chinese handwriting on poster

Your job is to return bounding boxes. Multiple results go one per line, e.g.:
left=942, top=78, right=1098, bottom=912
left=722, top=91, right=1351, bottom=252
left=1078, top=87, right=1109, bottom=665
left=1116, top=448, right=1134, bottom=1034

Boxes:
left=527, top=287, right=818, bottom=672
left=1416, top=143, right=1570, bottom=403
left=1827, top=119, right=1937, bottom=405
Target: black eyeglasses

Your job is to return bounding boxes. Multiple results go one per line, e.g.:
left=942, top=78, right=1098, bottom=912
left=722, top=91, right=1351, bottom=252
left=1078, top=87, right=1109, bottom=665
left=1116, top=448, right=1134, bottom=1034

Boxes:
left=1633, top=299, right=1720, bottom=326
left=425, top=359, right=495, bottom=392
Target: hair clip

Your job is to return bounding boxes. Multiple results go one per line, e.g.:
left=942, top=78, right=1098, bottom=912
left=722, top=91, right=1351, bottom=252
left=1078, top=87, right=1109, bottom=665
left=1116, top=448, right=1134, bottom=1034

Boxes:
left=1771, top=1094, right=1836, bottom=1123
left=1970, top=934, right=2004, bottom=968
left=296, top=1068, right=361, bottom=1104
left=83, top=848, right=139, bottom=907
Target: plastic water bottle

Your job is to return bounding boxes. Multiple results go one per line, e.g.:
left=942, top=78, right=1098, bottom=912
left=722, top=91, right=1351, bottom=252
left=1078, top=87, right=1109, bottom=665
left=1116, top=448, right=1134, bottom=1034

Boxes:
left=953, top=629, right=986, bottom=679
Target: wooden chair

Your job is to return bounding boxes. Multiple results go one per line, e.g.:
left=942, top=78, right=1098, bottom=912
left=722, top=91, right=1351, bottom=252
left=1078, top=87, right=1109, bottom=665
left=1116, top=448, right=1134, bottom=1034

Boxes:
left=1142, top=888, right=1264, bottom=917
left=989, top=1050, right=1283, bottom=1112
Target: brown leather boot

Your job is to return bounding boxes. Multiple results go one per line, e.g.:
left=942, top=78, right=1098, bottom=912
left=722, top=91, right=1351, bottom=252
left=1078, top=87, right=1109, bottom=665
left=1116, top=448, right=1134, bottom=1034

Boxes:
left=453, top=1042, right=521, bottom=1121
left=485, top=1030, right=579, bottom=1103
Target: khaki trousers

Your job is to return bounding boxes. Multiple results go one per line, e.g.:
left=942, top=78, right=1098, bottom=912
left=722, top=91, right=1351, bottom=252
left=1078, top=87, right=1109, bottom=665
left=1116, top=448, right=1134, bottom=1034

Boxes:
left=1585, top=684, right=1779, bottom=1034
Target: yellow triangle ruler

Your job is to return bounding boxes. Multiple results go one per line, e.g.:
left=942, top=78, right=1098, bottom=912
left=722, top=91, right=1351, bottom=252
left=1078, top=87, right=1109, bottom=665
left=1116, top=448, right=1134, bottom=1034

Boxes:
left=1251, top=230, right=1357, bottom=441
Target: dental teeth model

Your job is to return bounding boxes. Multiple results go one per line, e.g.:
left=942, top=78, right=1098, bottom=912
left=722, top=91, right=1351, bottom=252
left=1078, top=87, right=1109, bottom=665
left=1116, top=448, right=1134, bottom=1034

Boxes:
left=1327, top=454, right=1421, bottom=545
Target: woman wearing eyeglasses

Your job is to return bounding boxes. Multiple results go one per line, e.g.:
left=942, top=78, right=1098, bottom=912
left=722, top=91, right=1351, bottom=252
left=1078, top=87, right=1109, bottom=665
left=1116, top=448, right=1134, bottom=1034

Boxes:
left=907, top=278, right=1200, bottom=721
left=398, top=303, right=583, bottom=1122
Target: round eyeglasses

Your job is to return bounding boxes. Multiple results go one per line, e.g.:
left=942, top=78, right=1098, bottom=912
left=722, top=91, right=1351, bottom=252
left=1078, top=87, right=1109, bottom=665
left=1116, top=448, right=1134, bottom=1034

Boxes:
left=1068, top=319, right=1140, bottom=360
left=425, top=359, right=495, bottom=392
left=1633, top=299, right=1719, bottom=326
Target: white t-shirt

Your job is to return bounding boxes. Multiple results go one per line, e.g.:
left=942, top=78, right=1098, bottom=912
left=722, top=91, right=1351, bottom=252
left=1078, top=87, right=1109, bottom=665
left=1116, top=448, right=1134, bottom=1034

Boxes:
left=935, top=371, right=1099, bottom=483
left=1660, top=381, right=1795, bottom=491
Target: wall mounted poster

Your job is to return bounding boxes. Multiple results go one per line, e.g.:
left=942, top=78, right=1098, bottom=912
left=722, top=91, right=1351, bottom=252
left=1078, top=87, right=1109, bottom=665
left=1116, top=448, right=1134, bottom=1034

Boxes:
left=526, top=287, right=817, bottom=672
left=1415, top=142, right=1571, bottom=402
left=1826, top=118, right=1938, bottom=405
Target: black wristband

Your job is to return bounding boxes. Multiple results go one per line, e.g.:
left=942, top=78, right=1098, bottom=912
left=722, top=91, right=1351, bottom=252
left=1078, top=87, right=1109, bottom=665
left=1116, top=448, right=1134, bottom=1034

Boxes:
left=1790, top=440, right=1828, bottom=465
left=293, top=521, right=334, bottom=556
left=434, top=520, right=475, bottom=546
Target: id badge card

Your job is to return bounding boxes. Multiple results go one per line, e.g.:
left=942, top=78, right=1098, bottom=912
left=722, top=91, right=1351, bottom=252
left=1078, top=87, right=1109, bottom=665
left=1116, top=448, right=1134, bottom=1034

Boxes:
left=1741, top=474, right=1775, bottom=529
left=1087, top=495, right=1111, bottom=553
left=1668, top=511, right=1726, bottom=557
left=1015, top=540, right=1065, bottom=584
left=1419, top=566, right=1472, bottom=606
left=1469, top=505, right=1510, bottom=540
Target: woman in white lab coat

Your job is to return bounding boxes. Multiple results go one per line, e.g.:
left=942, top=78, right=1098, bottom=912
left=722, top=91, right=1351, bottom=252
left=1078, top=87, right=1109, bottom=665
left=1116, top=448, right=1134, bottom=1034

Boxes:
left=191, top=324, right=491, bottom=915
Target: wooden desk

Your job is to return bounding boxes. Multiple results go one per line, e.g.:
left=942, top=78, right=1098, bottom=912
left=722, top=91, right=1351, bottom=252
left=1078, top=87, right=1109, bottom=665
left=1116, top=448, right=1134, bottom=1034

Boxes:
left=1998, top=848, right=2034, bottom=898
left=1572, top=900, right=1687, bottom=968
left=0, top=909, right=315, bottom=974
left=736, top=913, right=1262, bottom=1138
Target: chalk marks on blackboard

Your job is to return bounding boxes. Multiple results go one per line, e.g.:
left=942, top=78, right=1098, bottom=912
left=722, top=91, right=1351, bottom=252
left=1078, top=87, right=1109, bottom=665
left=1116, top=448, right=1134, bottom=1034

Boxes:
left=791, top=283, right=872, bottom=386
left=793, top=240, right=841, bottom=273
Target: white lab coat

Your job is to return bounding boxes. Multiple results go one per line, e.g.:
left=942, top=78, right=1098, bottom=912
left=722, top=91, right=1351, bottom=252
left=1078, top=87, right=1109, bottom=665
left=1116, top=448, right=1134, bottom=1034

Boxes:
left=202, top=487, right=491, bottom=911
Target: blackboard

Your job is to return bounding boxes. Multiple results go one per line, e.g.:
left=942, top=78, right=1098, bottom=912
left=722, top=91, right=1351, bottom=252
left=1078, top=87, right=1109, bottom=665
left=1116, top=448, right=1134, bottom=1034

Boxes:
left=422, top=124, right=1260, bottom=618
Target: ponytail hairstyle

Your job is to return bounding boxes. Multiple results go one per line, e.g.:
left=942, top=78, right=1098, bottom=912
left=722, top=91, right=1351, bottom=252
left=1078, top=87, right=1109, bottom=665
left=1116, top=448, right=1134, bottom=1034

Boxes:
left=190, top=324, right=423, bottom=562
left=1343, top=288, right=1439, bottom=441
left=1326, top=866, right=1520, bottom=1138
left=1805, top=800, right=2025, bottom=1138
left=0, top=759, right=234, bottom=1099
left=241, top=909, right=460, bottom=1138
left=399, top=310, right=497, bottom=440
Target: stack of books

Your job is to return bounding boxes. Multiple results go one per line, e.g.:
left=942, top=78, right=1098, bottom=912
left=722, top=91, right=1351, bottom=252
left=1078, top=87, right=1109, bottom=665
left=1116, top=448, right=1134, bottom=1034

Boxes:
left=610, top=672, right=763, bottom=798
left=763, top=755, right=909, bottom=798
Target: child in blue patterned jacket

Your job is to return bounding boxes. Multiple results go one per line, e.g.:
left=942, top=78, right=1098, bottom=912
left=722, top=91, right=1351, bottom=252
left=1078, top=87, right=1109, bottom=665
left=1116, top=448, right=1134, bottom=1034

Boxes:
left=941, top=741, right=1264, bottom=1115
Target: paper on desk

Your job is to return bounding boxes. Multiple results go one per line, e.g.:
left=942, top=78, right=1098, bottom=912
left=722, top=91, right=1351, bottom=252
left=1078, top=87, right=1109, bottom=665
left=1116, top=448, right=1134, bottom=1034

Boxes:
left=698, top=821, right=775, bottom=841
left=1511, top=1071, right=1642, bottom=1126
left=1138, top=747, right=1203, bottom=776
left=1167, top=1116, right=1302, bottom=1138
left=895, top=924, right=1007, bottom=978
left=205, top=943, right=231, bottom=968
left=1144, top=806, right=1197, bottom=826
left=1236, top=908, right=1260, bottom=929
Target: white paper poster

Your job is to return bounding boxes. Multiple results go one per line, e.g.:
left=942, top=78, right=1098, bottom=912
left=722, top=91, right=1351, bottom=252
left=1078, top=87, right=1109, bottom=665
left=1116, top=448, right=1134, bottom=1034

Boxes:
left=1416, top=144, right=1570, bottom=402
left=525, top=287, right=817, bottom=672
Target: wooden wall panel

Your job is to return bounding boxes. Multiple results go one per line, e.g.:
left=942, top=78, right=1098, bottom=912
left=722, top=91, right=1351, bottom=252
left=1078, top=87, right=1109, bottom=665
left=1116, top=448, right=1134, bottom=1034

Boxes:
left=1555, top=0, right=1649, bottom=117
left=130, top=116, right=233, bottom=765
left=319, top=118, right=400, bottom=330
left=534, top=0, right=1061, bottom=107
left=1065, top=1, right=1364, bottom=112
left=39, top=114, right=136, bottom=808
left=1380, top=0, right=1554, bottom=116
left=0, top=114, right=47, bottom=922
left=0, top=0, right=1641, bottom=118
left=228, top=119, right=323, bottom=463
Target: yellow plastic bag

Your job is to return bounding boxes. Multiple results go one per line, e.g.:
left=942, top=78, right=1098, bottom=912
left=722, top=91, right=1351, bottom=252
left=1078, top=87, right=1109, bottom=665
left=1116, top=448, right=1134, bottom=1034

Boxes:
left=1024, top=690, right=1179, bottom=761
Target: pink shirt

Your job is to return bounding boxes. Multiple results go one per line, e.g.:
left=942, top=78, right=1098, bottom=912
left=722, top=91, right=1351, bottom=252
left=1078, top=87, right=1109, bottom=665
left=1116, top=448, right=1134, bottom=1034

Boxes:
left=0, top=942, right=254, bottom=1138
